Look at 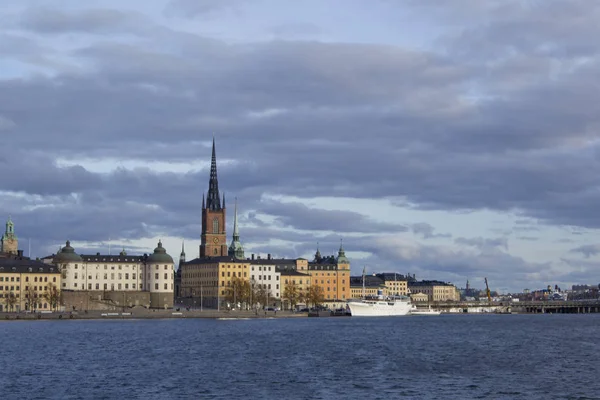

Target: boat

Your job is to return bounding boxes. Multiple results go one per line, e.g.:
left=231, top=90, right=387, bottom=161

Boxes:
left=410, top=306, right=441, bottom=316
left=346, top=267, right=412, bottom=317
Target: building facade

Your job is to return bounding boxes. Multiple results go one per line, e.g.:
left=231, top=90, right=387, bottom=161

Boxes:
left=0, top=256, right=61, bottom=312
left=408, top=280, right=460, bottom=302
left=48, top=240, right=174, bottom=309
left=307, top=243, right=351, bottom=301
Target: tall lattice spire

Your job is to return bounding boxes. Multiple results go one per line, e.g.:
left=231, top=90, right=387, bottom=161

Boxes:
left=206, top=136, right=221, bottom=210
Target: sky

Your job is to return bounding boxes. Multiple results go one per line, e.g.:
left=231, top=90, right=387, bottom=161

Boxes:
left=3, top=0, right=600, bottom=293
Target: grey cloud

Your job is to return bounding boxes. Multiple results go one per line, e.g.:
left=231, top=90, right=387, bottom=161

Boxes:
left=164, top=0, right=244, bottom=18
left=517, top=236, right=538, bottom=241
left=411, top=222, right=451, bottom=239
left=455, top=236, right=509, bottom=251
left=19, top=7, right=141, bottom=34
left=255, top=200, right=408, bottom=234
left=569, top=244, right=600, bottom=258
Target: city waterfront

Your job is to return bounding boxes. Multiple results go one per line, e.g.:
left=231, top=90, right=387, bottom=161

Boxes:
left=1, top=314, right=598, bottom=399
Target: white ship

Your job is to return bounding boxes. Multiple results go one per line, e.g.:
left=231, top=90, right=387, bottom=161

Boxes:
left=346, top=268, right=412, bottom=317
left=410, top=305, right=441, bottom=316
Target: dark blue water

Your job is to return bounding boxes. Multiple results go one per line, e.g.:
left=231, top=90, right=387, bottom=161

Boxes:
left=1, top=314, right=599, bottom=399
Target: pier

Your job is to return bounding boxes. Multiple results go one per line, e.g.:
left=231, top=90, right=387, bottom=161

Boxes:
left=431, top=300, right=600, bottom=314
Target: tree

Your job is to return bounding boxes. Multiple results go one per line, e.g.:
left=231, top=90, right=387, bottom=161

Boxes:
left=307, top=285, right=324, bottom=308
left=4, top=291, right=18, bottom=312
left=24, top=285, right=37, bottom=311
left=224, top=277, right=252, bottom=309
left=43, top=283, right=61, bottom=311
left=283, top=282, right=299, bottom=310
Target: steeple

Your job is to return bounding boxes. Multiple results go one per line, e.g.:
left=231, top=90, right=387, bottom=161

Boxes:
left=314, top=242, right=322, bottom=263
left=202, top=193, right=205, bottom=209
left=337, top=238, right=349, bottom=264
left=228, top=197, right=244, bottom=259
left=206, top=137, right=221, bottom=211
left=1, top=215, right=18, bottom=255
left=180, top=240, right=186, bottom=264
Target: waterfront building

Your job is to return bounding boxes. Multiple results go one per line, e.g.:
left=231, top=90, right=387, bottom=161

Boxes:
left=0, top=255, right=61, bottom=312
left=408, top=280, right=460, bottom=302
left=46, top=240, right=175, bottom=309
left=307, top=242, right=351, bottom=301
left=375, top=273, right=409, bottom=296
left=179, top=138, right=351, bottom=309
left=1, top=217, right=18, bottom=255
left=349, top=274, right=386, bottom=298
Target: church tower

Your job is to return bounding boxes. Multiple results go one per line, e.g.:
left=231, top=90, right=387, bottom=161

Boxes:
left=228, top=198, right=245, bottom=259
left=1, top=216, right=18, bottom=255
left=200, top=138, right=228, bottom=257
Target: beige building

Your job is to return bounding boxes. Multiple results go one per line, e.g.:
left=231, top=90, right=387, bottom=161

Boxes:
left=0, top=256, right=61, bottom=312
left=408, top=281, right=460, bottom=302
left=46, top=240, right=175, bottom=309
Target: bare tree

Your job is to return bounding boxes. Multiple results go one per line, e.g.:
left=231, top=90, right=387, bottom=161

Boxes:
left=224, top=277, right=253, bottom=309
left=283, top=282, right=299, bottom=310
left=4, top=292, right=18, bottom=312
left=24, top=285, right=37, bottom=312
left=43, top=283, right=61, bottom=311
left=307, top=285, right=324, bottom=308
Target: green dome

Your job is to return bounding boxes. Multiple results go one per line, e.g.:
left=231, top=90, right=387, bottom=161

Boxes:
left=53, top=240, right=83, bottom=263
left=147, top=240, right=173, bottom=264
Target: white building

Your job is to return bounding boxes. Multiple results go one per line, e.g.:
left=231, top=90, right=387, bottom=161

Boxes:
left=48, top=240, right=174, bottom=308
left=249, top=258, right=281, bottom=299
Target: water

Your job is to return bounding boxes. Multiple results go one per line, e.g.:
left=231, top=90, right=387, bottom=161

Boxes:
left=1, top=314, right=599, bottom=399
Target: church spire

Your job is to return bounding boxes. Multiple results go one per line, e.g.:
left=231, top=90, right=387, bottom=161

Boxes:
left=228, top=197, right=244, bottom=259
left=206, top=136, right=221, bottom=210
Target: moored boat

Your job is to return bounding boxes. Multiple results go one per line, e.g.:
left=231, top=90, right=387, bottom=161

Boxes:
left=410, top=305, right=441, bottom=316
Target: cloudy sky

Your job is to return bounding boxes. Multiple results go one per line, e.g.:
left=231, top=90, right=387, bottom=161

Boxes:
left=3, top=0, right=600, bottom=293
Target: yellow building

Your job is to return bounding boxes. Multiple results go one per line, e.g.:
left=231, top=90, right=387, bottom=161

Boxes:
left=408, top=281, right=460, bottom=302
left=0, top=256, right=62, bottom=312
left=180, top=256, right=250, bottom=309
left=375, top=273, right=408, bottom=296
left=307, top=243, right=351, bottom=301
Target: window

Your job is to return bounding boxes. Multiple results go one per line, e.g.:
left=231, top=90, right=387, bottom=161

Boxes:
left=125, top=284, right=128, bottom=289
left=155, top=283, right=159, bottom=290
left=132, top=273, right=136, bottom=279
left=25, top=277, right=29, bottom=282
left=111, top=273, right=114, bottom=279
left=88, top=283, right=92, bottom=290
left=96, top=284, right=99, bottom=290
left=213, top=249, right=217, bottom=255
left=164, top=273, right=168, bottom=279
left=118, top=284, right=122, bottom=290
left=212, top=218, right=219, bottom=233
left=125, top=273, right=129, bottom=279
left=132, top=284, right=136, bottom=289
left=104, top=273, right=108, bottom=279
left=104, top=284, right=108, bottom=290
left=164, top=265, right=168, bottom=270
left=155, top=273, right=159, bottom=280
left=164, top=283, right=168, bottom=290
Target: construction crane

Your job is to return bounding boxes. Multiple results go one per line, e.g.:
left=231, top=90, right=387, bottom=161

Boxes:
left=484, top=278, right=492, bottom=302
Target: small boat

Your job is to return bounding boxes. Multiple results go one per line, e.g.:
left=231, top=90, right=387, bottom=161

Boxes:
left=410, top=306, right=441, bottom=316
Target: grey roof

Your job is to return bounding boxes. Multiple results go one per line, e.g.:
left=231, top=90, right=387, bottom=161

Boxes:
left=184, top=256, right=242, bottom=265
left=350, top=275, right=385, bottom=288
left=278, top=269, right=310, bottom=277
left=81, top=254, right=145, bottom=263
left=53, top=240, right=83, bottom=263
left=0, top=256, right=60, bottom=274
left=376, top=273, right=410, bottom=282
left=408, top=280, right=455, bottom=287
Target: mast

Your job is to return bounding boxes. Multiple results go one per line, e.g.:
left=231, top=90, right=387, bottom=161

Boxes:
left=362, top=266, right=366, bottom=299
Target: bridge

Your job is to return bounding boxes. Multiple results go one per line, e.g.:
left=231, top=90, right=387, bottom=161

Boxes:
left=429, top=300, right=600, bottom=314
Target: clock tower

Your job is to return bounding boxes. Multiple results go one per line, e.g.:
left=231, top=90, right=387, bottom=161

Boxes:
left=200, top=138, right=228, bottom=258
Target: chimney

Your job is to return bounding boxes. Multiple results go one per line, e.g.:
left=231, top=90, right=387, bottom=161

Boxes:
left=251, top=254, right=255, bottom=260
left=17, top=250, right=23, bottom=257
left=267, top=254, right=271, bottom=260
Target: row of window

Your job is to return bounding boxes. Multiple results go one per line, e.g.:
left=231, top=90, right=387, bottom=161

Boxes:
left=66, top=273, right=174, bottom=280
left=71, top=264, right=171, bottom=270
left=64, top=282, right=174, bottom=290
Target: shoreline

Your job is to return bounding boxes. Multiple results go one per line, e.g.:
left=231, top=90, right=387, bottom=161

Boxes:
left=0, top=309, right=308, bottom=321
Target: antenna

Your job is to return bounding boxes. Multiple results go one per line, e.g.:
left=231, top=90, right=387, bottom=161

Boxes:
left=28, top=238, right=31, bottom=258
left=108, top=237, right=111, bottom=255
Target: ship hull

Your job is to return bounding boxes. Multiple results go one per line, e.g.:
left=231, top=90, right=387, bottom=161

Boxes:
left=347, top=299, right=412, bottom=317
